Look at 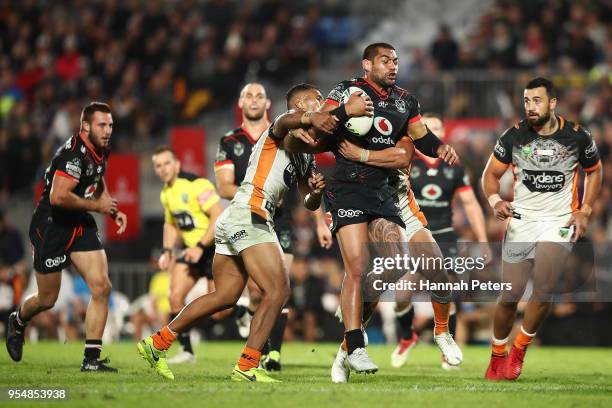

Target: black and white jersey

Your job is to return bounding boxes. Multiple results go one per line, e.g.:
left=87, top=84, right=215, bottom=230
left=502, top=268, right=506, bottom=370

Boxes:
left=492, top=117, right=601, bottom=220
left=214, top=127, right=258, bottom=185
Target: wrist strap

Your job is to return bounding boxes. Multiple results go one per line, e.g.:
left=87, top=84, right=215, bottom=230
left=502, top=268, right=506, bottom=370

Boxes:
left=161, top=247, right=172, bottom=255
left=330, top=104, right=349, bottom=122
left=359, top=149, right=370, bottom=162
left=196, top=242, right=207, bottom=250
left=487, top=194, right=502, bottom=209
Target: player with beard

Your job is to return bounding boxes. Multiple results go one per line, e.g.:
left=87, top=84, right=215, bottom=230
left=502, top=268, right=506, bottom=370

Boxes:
left=317, top=43, right=461, bottom=377
left=482, top=77, right=601, bottom=380
left=6, top=102, right=127, bottom=372
left=215, top=83, right=317, bottom=370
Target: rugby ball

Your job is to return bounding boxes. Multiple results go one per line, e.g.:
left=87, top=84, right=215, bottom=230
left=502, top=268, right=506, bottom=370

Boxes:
left=341, top=86, right=373, bottom=136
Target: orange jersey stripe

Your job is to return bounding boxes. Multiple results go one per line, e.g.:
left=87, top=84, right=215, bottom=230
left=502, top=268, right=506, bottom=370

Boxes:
left=571, top=167, right=579, bottom=212
left=248, top=136, right=278, bottom=218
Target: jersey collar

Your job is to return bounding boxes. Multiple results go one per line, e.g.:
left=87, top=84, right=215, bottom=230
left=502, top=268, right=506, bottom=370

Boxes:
left=363, top=77, right=391, bottom=99
left=415, top=150, right=441, bottom=168
left=78, top=132, right=105, bottom=163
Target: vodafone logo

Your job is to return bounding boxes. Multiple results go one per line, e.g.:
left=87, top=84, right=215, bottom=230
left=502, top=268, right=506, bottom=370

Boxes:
left=84, top=183, right=98, bottom=199
left=421, top=184, right=442, bottom=200
left=374, top=117, right=393, bottom=136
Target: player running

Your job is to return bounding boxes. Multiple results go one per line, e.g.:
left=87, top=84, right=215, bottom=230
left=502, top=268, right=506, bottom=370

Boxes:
left=387, top=113, right=490, bottom=370
left=214, top=83, right=293, bottom=370
left=6, top=102, right=127, bottom=372
left=318, top=43, right=461, bottom=378
left=152, top=146, right=224, bottom=364
left=482, top=77, right=602, bottom=381
left=137, top=84, right=369, bottom=381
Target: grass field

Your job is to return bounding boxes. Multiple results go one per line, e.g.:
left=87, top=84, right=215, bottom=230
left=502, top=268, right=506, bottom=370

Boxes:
left=1, top=341, right=611, bottom=407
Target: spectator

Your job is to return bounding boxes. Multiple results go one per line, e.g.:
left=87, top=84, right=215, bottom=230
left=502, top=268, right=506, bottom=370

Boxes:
left=431, top=24, right=459, bottom=70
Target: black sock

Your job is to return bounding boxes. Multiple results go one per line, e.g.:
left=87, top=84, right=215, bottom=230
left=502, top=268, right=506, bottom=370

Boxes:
left=233, top=305, right=248, bottom=319
left=269, top=311, right=288, bottom=353
left=15, top=308, right=27, bottom=330
left=345, top=329, right=365, bottom=355
left=261, top=339, right=271, bottom=356
left=449, top=313, right=457, bottom=337
left=396, top=306, right=415, bottom=340
left=84, top=339, right=102, bottom=361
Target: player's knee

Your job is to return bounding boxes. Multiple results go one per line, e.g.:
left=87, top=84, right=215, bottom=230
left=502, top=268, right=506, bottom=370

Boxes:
left=90, top=277, right=112, bottom=300
left=266, top=282, right=290, bottom=306
left=39, top=293, right=58, bottom=310
left=499, top=300, right=519, bottom=310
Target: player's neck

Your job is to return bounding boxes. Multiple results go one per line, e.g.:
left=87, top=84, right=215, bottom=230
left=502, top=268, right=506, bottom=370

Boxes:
left=242, top=118, right=269, bottom=142
left=364, top=76, right=390, bottom=95
left=79, top=131, right=103, bottom=155
left=167, top=174, right=178, bottom=187
left=532, top=114, right=558, bottom=136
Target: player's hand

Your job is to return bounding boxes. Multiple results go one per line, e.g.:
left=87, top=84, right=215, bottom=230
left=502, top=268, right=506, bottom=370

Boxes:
left=338, top=139, right=362, bottom=162
left=288, top=128, right=316, bottom=145
left=308, top=112, right=338, bottom=135
left=493, top=201, right=513, bottom=221
left=308, top=172, right=326, bottom=196
left=345, top=91, right=374, bottom=118
left=565, top=211, right=589, bottom=243
left=158, top=251, right=173, bottom=270
left=96, top=192, right=118, bottom=215
left=113, top=211, right=128, bottom=234
left=182, top=246, right=204, bottom=263
left=436, top=144, right=458, bottom=166
left=316, top=223, right=333, bottom=249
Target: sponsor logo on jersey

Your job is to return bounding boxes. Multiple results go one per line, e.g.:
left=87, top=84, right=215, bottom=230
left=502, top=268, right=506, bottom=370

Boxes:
left=395, top=99, right=406, bottom=113
left=327, top=85, right=344, bottom=103
left=585, top=140, right=597, bottom=159
left=378, top=101, right=388, bottom=108
left=228, top=229, right=248, bottom=244
left=65, top=158, right=82, bottom=179
left=410, top=166, right=421, bottom=178
left=337, top=209, right=364, bottom=218
left=86, top=163, right=94, bottom=176
left=84, top=183, right=98, bottom=199
left=371, top=135, right=394, bottom=145
left=181, top=193, right=189, bottom=203
left=97, top=165, right=103, bottom=174
left=373, top=117, right=393, bottom=136
left=443, top=167, right=455, bottom=179
left=216, top=146, right=227, bottom=161
left=421, top=184, right=442, bottom=200
left=234, top=142, right=245, bottom=157
left=426, top=168, right=438, bottom=177
left=80, top=146, right=86, bottom=154
left=522, top=169, right=565, bottom=192
left=521, top=145, right=533, bottom=160
left=45, top=255, right=67, bottom=268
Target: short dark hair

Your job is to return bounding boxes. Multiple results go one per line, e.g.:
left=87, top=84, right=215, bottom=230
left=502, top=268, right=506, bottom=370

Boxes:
left=423, top=112, right=443, bottom=122
left=286, top=83, right=318, bottom=109
left=525, top=77, right=556, bottom=99
left=362, top=43, right=396, bottom=61
left=153, top=145, right=178, bottom=159
left=80, top=101, right=111, bottom=123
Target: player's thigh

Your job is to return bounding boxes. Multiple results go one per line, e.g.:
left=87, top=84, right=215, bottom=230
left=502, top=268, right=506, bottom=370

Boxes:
left=532, top=241, right=571, bottom=296
left=408, top=228, right=444, bottom=259
left=500, top=260, right=532, bottom=302
left=282, top=253, right=294, bottom=277
left=240, top=242, right=288, bottom=296
left=211, top=253, right=249, bottom=302
left=35, top=270, right=63, bottom=305
left=70, top=250, right=111, bottom=295
left=336, top=222, right=370, bottom=277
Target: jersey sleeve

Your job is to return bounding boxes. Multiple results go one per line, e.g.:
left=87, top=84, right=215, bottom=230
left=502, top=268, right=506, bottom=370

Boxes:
left=577, top=127, right=601, bottom=172
left=54, top=148, right=83, bottom=182
left=405, top=95, right=423, bottom=125
left=195, top=179, right=221, bottom=212
left=454, top=165, right=472, bottom=193
left=160, top=190, right=173, bottom=224
left=325, top=81, right=348, bottom=107
left=214, top=137, right=235, bottom=171
left=492, top=128, right=514, bottom=164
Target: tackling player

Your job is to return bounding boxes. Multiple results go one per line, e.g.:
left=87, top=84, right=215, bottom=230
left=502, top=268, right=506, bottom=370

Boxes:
left=482, top=77, right=602, bottom=380
left=152, top=146, right=223, bottom=364
left=6, top=102, right=127, bottom=372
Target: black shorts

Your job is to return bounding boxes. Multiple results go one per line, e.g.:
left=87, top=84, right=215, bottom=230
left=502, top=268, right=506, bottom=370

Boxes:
left=29, top=211, right=103, bottom=274
left=176, top=245, right=215, bottom=280
left=273, top=205, right=294, bottom=254
left=431, top=229, right=459, bottom=259
left=324, top=182, right=405, bottom=234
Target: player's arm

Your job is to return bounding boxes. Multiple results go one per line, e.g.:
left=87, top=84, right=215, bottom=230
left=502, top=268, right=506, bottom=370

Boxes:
left=50, top=171, right=116, bottom=214
left=101, top=177, right=128, bottom=234
left=311, top=207, right=333, bottom=249
left=298, top=172, right=326, bottom=211
left=407, top=120, right=457, bottom=165
left=214, top=167, right=239, bottom=199
left=183, top=181, right=223, bottom=262
left=159, top=221, right=180, bottom=270
left=482, top=154, right=513, bottom=221
left=457, top=188, right=488, bottom=243
left=337, top=137, right=414, bottom=168
left=284, top=128, right=332, bottom=153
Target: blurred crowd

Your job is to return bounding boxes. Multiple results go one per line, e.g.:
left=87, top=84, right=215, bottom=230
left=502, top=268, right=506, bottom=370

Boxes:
left=0, top=0, right=611, bottom=346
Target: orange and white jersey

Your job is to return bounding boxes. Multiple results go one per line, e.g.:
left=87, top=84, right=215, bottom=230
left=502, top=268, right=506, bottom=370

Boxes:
left=233, top=126, right=315, bottom=221
left=392, top=169, right=427, bottom=237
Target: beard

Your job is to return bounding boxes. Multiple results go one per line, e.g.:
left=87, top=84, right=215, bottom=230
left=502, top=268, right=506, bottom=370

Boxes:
left=526, top=110, right=551, bottom=127
left=244, top=109, right=265, bottom=121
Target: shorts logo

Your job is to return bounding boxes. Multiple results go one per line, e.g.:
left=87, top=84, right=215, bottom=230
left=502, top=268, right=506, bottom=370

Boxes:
left=337, top=209, right=364, bottom=218
left=395, top=99, right=406, bottom=113
left=45, top=255, right=67, bottom=268
left=522, top=169, right=565, bottom=192
left=494, top=141, right=506, bottom=157
left=373, top=117, right=393, bottom=136
left=228, top=229, right=248, bottom=244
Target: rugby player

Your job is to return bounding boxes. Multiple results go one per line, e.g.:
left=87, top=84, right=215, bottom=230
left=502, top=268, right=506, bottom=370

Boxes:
left=137, top=84, right=370, bottom=381
left=6, top=102, right=126, bottom=372
left=319, top=43, right=462, bottom=378
left=482, top=77, right=602, bottom=380
left=152, top=146, right=223, bottom=364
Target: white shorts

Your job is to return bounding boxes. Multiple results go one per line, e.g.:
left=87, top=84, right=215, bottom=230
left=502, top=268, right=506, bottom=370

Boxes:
left=214, top=204, right=279, bottom=256
left=402, top=211, right=426, bottom=242
left=503, top=216, right=573, bottom=263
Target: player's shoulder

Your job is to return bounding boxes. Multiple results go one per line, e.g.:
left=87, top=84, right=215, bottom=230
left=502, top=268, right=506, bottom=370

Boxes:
left=177, top=171, right=200, bottom=182
left=220, top=127, right=246, bottom=144
left=500, top=119, right=527, bottom=139
left=561, top=117, right=592, bottom=141
left=59, top=135, right=86, bottom=158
